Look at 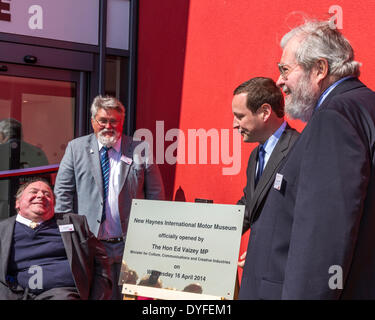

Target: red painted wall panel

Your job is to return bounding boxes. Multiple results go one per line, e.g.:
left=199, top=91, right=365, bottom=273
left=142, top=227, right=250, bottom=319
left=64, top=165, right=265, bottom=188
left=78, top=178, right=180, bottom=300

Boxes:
left=136, top=0, right=375, bottom=278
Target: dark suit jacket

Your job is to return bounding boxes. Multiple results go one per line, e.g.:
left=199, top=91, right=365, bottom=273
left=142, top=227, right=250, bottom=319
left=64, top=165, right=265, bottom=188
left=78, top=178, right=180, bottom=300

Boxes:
left=239, top=78, right=375, bottom=299
left=0, top=213, right=112, bottom=300
left=238, top=124, right=300, bottom=233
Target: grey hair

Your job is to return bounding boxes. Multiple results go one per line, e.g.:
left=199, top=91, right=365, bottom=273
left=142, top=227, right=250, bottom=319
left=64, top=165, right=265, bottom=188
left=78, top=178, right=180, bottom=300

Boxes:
left=90, top=95, right=125, bottom=119
left=281, top=20, right=361, bottom=78
left=0, top=118, right=22, bottom=140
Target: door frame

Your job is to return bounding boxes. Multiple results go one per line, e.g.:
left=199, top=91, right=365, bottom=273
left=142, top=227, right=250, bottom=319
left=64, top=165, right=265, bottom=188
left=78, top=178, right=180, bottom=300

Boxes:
left=0, top=63, right=87, bottom=217
left=0, top=63, right=86, bottom=138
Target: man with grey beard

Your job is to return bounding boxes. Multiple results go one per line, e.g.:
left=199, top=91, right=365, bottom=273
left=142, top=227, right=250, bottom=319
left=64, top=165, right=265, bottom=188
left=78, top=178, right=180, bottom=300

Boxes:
left=54, top=95, right=165, bottom=299
left=239, top=20, right=375, bottom=299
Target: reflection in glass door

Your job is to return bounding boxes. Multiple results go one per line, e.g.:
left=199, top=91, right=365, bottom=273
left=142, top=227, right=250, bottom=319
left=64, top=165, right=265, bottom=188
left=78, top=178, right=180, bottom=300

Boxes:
left=0, top=73, right=77, bottom=219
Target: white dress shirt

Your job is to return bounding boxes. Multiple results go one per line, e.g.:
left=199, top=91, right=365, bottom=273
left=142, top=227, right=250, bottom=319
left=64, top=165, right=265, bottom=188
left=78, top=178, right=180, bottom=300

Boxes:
left=256, top=120, right=287, bottom=176
left=97, top=138, right=123, bottom=239
left=16, top=214, right=42, bottom=229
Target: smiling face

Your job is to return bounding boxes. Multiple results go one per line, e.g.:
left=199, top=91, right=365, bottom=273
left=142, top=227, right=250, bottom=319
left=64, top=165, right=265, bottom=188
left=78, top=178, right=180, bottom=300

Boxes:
left=232, top=93, right=267, bottom=143
left=276, top=37, right=321, bottom=122
left=91, top=107, right=124, bottom=147
left=15, top=181, right=55, bottom=222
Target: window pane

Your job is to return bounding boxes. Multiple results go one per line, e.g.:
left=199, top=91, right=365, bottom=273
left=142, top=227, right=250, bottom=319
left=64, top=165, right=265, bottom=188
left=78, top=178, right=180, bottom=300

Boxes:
left=0, top=75, right=76, bottom=219
left=0, top=75, right=75, bottom=170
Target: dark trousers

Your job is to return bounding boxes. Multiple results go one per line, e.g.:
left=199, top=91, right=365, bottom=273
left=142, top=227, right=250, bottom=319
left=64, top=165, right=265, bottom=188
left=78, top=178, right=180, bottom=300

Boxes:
left=100, top=240, right=125, bottom=300
left=0, top=281, right=80, bottom=300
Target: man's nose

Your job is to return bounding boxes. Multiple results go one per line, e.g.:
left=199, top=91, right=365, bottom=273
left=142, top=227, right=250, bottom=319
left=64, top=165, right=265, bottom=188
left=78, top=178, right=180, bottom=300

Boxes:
left=233, top=117, right=239, bottom=129
left=36, top=190, right=45, bottom=198
left=276, top=74, right=285, bottom=87
left=104, top=121, right=114, bottom=128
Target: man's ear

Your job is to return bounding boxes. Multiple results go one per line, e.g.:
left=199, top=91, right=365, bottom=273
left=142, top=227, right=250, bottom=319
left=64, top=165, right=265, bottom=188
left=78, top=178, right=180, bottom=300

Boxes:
left=258, top=103, right=272, bottom=122
left=315, top=58, right=329, bottom=83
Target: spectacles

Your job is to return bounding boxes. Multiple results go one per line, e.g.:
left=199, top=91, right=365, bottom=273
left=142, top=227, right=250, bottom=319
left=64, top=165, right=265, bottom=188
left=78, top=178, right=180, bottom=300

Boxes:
left=94, top=118, right=121, bottom=127
left=277, top=63, right=298, bottom=80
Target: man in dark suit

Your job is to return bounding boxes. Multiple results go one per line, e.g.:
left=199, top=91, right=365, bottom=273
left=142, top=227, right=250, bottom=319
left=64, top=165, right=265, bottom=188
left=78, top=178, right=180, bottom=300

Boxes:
left=54, top=95, right=165, bottom=299
left=239, top=21, right=375, bottom=299
left=233, top=77, right=299, bottom=234
left=0, top=178, right=112, bottom=300
left=232, top=77, right=299, bottom=268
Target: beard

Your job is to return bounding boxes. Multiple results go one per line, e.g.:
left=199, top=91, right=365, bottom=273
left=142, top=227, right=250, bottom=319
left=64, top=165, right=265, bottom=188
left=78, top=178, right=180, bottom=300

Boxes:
left=282, top=72, right=320, bottom=122
left=97, top=129, right=121, bottom=148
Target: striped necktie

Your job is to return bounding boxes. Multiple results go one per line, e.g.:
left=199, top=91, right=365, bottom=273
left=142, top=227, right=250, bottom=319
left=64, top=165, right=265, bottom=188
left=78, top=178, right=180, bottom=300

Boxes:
left=100, top=146, right=110, bottom=222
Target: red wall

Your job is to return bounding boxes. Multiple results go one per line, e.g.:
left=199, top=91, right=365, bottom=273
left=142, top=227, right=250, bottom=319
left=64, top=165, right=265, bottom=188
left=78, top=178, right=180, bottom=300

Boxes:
left=136, top=0, right=375, bottom=276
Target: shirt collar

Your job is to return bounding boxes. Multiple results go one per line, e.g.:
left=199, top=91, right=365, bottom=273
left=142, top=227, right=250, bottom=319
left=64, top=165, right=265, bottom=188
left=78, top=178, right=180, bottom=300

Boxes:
left=316, top=76, right=353, bottom=110
left=262, top=120, right=287, bottom=155
left=97, top=136, right=122, bottom=154
left=16, top=214, right=42, bottom=228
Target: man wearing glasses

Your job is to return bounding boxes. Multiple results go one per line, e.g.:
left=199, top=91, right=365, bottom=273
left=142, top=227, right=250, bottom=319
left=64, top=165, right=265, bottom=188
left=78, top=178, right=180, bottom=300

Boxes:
left=54, top=95, right=165, bottom=300
left=239, top=20, right=375, bottom=299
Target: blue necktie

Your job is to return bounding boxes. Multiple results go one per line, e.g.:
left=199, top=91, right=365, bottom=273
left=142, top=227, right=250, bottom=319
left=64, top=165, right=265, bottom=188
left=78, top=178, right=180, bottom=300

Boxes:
left=255, top=145, right=265, bottom=187
left=100, top=146, right=110, bottom=222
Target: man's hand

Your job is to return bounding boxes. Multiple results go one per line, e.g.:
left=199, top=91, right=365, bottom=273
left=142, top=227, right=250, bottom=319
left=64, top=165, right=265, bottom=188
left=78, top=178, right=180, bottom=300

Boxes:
left=238, top=251, right=247, bottom=268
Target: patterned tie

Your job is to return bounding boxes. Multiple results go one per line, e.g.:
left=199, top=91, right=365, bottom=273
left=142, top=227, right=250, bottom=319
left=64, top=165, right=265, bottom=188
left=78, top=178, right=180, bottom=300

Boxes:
left=100, top=146, right=110, bottom=222
left=255, top=145, right=265, bottom=187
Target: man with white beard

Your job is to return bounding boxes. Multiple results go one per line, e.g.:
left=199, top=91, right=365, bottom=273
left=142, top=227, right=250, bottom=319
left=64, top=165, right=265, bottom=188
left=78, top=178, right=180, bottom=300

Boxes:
left=54, top=95, right=165, bottom=299
left=239, top=20, right=375, bottom=299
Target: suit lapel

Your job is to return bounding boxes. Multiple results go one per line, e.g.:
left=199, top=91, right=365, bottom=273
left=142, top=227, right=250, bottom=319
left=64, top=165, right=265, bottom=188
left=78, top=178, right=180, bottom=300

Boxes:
left=248, top=146, right=258, bottom=194
left=248, top=127, right=294, bottom=219
left=87, top=134, right=104, bottom=199
left=0, top=216, right=16, bottom=283
left=56, top=214, right=74, bottom=274
left=118, top=135, right=133, bottom=192
left=57, top=213, right=91, bottom=299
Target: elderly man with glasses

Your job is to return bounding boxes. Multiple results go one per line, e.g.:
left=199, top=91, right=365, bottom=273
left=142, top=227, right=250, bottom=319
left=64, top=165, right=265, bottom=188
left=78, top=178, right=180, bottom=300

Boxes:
left=54, top=95, right=165, bottom=300
left=239, top=20, right=375, bottom=299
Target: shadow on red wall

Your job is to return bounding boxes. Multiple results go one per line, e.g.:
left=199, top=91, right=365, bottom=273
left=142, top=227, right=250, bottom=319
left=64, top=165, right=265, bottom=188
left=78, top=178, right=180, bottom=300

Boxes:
left=136, top=0, right=190, bottom=201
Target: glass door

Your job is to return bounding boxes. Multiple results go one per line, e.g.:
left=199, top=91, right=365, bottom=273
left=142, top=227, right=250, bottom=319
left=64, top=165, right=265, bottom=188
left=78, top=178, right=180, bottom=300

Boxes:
left=0, top=63, right=82, bottom=219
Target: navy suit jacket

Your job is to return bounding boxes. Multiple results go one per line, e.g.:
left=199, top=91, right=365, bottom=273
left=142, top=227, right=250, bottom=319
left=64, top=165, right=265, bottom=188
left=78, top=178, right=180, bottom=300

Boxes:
left=239, top=78, right=375, bottom=299
left=238, top=124, right=299, bottom=233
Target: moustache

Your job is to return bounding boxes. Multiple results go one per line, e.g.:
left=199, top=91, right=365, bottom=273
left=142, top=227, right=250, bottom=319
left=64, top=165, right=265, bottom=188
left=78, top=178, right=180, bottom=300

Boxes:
left=100, top=128, right=116, bottom=134
left=281, top=85, right=290, bottom=95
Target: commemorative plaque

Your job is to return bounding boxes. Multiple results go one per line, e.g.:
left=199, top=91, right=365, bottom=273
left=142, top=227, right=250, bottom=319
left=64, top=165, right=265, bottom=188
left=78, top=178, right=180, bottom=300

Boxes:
left=120, top=199, right=244, bottom=300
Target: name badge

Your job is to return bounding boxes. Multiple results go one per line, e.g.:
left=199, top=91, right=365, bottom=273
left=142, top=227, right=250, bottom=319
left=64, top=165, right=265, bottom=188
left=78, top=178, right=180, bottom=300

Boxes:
left=273, top=173, right=284, bottom=190
left=59, top=224, right=75, bottom=232
left=121, top=155, right=133, bottom=165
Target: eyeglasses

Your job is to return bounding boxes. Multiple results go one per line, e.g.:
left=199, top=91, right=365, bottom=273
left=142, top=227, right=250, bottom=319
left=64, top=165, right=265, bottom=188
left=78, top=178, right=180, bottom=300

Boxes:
left=94, top=118, right=121, bottom=127
left=277, top=62, right=299, bottom=80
